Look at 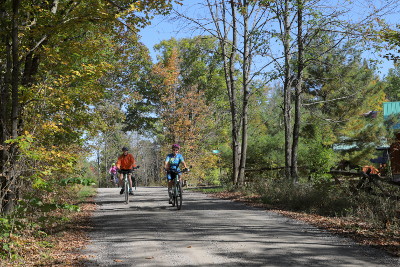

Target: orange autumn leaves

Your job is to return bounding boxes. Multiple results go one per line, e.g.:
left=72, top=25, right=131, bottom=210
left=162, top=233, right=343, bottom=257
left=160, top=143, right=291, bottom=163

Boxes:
left=152, top=48, right=217, bottom=181
left=152, top=48, right=209, bottom=151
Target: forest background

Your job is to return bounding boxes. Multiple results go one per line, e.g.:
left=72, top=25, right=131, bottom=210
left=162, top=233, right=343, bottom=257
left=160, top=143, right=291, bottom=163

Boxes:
left=1, top=0, right=400, bottom=262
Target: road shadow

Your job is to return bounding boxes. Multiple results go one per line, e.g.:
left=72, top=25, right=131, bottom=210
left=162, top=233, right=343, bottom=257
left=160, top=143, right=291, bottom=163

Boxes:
left=81, top=187, right=399, bottom=267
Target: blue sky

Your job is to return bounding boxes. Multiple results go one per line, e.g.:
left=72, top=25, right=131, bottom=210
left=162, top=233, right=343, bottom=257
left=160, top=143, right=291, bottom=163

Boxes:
left=138, top=2, right=398, bottom=78
left=138, top=14, right=196, bottom=62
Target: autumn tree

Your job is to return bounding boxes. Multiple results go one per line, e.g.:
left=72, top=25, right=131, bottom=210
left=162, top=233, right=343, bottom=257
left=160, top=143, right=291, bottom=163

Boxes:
left=0, top=0, right=178, bottom=213
left=125, top=36, right=227, bottom=184
left=151, top=48, right=212, bottom=184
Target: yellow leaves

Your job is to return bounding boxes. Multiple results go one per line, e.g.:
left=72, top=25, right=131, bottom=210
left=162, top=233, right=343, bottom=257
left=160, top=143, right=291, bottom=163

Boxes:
left=71, top=70, right=82, bottom=77
left=115, top=2, right=142, bottom=18
left=50, top=150, right=63, bottom=158
left=202, top=153, right=219, bottom=168
left=129, top=2, right=142, bottom=12
left=43, top=121, right=62, bottom=132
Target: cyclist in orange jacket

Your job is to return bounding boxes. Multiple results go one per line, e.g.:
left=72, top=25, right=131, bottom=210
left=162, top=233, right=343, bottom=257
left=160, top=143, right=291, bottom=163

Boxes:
left=116, top=146, right=137, bottom=195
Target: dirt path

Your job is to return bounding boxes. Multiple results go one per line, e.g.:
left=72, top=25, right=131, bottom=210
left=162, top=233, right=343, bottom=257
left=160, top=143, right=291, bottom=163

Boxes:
left=81, top=187, right=399, bottom=266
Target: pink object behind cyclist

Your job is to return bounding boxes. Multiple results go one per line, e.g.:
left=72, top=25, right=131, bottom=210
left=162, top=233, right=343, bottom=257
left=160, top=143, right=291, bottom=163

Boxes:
left=172, top=144, right=180, bottom=149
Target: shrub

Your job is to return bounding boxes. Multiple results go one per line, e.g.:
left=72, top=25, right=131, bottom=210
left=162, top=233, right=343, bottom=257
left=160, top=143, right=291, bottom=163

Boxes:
left=254, top=176, right=400, bottom=229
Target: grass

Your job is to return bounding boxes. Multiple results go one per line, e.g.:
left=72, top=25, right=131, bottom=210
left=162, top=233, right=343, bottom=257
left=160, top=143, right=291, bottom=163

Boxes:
left=77, top=186, right=97, bottom=200
left=187, top=185, right=226, bottom=193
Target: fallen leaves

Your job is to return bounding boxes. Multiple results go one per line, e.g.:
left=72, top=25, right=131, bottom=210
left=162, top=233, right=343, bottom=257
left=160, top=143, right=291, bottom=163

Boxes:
left=0, top=200, right=97, bottom=267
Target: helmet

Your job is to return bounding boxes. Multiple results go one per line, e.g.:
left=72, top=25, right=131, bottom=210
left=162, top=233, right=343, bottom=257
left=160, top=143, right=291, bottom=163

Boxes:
left=172, top=144, right=180, bottom=149
left=122, top=146, right=129, bottom=151
left=112, top=163, right=115, bottom=166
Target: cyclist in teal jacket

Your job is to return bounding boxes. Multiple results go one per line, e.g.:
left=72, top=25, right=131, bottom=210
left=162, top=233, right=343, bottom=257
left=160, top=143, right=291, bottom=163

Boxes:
left=164, top=144, right=188, bottom=204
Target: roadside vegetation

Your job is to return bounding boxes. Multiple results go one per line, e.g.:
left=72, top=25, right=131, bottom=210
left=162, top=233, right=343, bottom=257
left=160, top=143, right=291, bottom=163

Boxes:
left=0, top=185, right=96, bottom=266
left=198, top=176, right=400, bottom=256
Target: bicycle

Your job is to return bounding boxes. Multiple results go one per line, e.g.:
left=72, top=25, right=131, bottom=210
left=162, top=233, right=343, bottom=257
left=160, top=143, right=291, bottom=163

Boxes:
left=121, top=166, right=140, bottom=204
left=110, top=173, right=118, bottom=187
left=169, top=168, right=189, bottom=210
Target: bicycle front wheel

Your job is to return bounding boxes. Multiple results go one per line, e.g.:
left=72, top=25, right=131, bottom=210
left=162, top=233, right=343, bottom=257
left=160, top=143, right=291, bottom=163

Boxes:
left=124, top=178, right=129, bottom=204
left=176, top=183, right=182, bottom=210
left=171, top=186, right=176, bottom=207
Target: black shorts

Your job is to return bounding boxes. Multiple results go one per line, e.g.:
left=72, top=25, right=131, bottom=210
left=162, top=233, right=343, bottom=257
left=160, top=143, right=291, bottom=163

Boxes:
left=167, top=170, right=179, bottom=180
left=118, top=169, right=132, bottom=174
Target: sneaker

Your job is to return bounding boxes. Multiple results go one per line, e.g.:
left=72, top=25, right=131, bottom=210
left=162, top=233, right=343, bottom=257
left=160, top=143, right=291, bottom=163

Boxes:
left=120, top=188, right=124, bottom=194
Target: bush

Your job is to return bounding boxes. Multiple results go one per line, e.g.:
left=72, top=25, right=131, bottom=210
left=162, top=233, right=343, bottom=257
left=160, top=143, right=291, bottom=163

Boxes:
left=352, top=190, right=400, bottom=230
left=256, top=178, right=353, bottom=216
left=253, top=176, right=400, bottom=229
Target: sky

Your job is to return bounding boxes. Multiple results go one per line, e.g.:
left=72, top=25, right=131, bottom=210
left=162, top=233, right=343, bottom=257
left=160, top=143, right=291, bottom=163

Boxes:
left=138, top=14, right=195, bottom=62
left=138, top=1, right=399, bottom=79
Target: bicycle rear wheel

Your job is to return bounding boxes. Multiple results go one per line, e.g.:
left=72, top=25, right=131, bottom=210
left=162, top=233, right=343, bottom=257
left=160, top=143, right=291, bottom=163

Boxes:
left=176, top=183, right=182, bottom=210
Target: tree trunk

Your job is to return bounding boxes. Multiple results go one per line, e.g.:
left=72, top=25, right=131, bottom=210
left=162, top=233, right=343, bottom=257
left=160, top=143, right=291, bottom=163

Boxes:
left=291, top=0, right=304, bottom=183
left=211, top=0, right=240, bottom=185
left=282, top=0, right=293, bottom=180
left=238, top=0, right=251, bottom=185
left=1, top=33, right=12, bottom=169
left=229, top=0, right=241, bottom=185
left=11, top=0, right=20, bottom=140
left=2, top=0, right=21, bottom=214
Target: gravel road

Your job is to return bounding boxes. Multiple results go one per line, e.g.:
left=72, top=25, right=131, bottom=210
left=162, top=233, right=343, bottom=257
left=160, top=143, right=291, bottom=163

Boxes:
left=81, top=187, right=399, bottom=266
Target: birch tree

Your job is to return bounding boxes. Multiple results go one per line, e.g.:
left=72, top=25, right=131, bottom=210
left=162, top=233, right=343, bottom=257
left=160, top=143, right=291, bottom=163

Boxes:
left=175, top=0, right=272, bottom=185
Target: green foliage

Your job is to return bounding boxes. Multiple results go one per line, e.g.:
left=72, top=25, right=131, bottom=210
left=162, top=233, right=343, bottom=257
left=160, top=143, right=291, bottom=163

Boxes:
left=203, top=169, right=222, bottom=185
left=0, top=0, right=178, bottom=263
left=0, top=179, right=94, bottom=260
left=299, top=138, right=336, bottom=176
left=302, top=41, right=387, bottom=166
left=384, top=65, right=400, bottom=101
left=59, top=177, right=96, bottom=187
left=257, top=179, right=354, bottom=216
left=125, top=36, right=227, bottom=136
left=188, top=186, right=226, bottom=193
left=379, top=25, right=400, bottom=62
left=245, top=86, right=285, bottom=173
left=154, top=36, right=226, bottom=104
left=19, top=196, right=80, bottom=213
left=77, top=186, right=97, bottom=199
